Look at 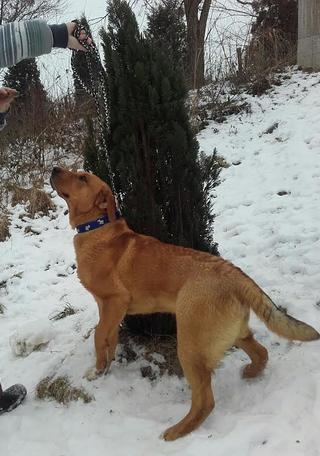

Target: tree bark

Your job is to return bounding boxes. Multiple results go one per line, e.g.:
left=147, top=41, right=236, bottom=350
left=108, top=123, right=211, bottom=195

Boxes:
left=184, top=0, right=212, bottom=89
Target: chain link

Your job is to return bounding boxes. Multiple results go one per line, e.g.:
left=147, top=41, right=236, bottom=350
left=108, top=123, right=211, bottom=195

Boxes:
left=71, top=20, right=121, bottom=210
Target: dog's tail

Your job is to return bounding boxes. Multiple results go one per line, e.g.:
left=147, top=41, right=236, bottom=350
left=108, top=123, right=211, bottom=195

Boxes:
left=242, top=279, right=319, bottom=341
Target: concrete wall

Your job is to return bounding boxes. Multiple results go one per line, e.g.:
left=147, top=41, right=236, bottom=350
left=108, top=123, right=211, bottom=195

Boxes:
left=298, top=0, right=320, bottom=69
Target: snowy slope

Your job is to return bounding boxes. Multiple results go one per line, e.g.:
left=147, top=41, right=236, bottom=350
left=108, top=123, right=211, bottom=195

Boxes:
left=1, top=70, right=320, bottom=455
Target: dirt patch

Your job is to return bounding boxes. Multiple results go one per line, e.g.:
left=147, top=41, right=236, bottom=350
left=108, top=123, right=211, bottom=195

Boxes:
left=119, top=327, right=183, bottom=379
left=80, top=325, right=182, bottom=380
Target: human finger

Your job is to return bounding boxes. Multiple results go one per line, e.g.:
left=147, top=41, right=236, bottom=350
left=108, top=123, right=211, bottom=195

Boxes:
left=68, top=35, right=87, bottom=52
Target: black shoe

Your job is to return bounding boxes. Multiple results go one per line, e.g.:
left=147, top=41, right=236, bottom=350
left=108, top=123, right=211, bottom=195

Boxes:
left=0, top=384, right=27, bottom=415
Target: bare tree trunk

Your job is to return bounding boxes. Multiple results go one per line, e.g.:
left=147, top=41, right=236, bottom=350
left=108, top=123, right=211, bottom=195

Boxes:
left=236, top=47, right=243, bottom=80
left=298, top=0, right=320, bottom=70
left=184, top=0, right=212, bottom=89
left=0, top=0, right=4, bottom=25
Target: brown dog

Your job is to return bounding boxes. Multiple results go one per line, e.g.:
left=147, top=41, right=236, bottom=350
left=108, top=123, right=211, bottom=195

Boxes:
left=50, top=167, right=319, bottom=441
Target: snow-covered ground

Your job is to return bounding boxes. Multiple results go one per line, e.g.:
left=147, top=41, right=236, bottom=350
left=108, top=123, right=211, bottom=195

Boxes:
left=1, top=70, right=320, bottom=455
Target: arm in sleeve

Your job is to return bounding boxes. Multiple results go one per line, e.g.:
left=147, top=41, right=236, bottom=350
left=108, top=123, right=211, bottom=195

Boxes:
left=0, top=20, right=61, bottom=68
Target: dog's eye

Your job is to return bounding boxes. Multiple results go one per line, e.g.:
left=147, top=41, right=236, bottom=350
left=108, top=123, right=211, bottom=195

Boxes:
left=62, top=192, right=69, bottom=198
left=79, top=175, right=87, bottom=183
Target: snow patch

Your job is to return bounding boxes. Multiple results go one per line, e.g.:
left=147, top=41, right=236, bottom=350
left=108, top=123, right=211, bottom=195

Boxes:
left=9, top=319, right=57, bottom=357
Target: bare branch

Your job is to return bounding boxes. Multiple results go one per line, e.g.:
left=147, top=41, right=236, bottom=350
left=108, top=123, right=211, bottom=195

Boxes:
left=235, top=0, right=253, bottom=5
left=1, top=0, right=66, bottom=23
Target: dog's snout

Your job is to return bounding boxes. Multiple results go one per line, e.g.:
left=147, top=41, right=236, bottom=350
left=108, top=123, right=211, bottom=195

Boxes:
left=50, top=167, right=64, bottom=191
left=52, top=166, right=62, bottom=177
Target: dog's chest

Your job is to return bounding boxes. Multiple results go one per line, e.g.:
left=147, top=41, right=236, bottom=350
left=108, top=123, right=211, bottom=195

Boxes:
left=75, top=249, right=100, bottom=289
left=76, top=263, right=92, bottom=291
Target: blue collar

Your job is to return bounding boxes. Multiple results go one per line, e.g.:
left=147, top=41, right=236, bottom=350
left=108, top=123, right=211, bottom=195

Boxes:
left=76, top=211, right=121, bottom=234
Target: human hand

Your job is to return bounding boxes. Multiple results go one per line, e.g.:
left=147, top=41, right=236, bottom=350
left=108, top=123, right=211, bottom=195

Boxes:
left=66, top=22, right=91, bottom=51
left=0, top=87, right=18, bottom=113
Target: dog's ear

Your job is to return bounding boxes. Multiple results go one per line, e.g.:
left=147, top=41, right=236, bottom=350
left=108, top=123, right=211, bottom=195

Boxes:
left=95, top=186, right=116, bottom=221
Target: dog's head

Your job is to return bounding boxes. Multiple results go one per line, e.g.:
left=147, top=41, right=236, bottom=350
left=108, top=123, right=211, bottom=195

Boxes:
left=50, top=167, right=116, bottom=228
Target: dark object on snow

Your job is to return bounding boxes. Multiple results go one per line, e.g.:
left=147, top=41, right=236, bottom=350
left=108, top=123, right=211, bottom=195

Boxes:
left=0, top=383, right=27, bottom=415
left=263, top=122, right=279, bottom=135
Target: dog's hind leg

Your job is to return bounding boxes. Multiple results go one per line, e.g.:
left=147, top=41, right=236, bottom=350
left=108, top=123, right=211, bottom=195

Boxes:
left=162, top=296, right=242, bottom=441
left=235, top=329, right=268, bottom=379
left=162, top=348, right=215, bottom=441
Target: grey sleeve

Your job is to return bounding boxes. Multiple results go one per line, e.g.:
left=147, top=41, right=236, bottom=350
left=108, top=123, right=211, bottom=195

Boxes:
left=0, top=20, right=54, bottom=68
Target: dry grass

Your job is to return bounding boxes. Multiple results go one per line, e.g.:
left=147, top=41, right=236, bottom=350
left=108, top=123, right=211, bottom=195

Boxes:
left=210, top=100, right=251, bottom=123
left=50, top=304, right=78, bottom=321
left=237, top=29, right=297, bottom=96
left=216, top=155, right=230, bottom=169
left=0, top=212, right=10, bottom=241
left=11, top=186, right=55, bottom=217
left=36, top=376, right=93, bottom=404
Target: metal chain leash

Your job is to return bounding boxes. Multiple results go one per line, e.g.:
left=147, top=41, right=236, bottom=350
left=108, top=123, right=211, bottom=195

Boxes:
left=71, top=20, right=121, bottom=210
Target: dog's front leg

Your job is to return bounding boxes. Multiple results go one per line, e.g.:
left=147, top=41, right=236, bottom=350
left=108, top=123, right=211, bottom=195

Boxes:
left=85, top=296, right=128, bottom=381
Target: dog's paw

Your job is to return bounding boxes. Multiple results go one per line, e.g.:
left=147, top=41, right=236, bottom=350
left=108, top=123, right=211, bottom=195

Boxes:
left=242, top=363, right=264, bottom=379
left=160, top=425, right=182, bottom=441
left=84, top=367, right=102, bottom=381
